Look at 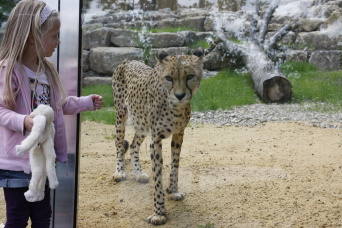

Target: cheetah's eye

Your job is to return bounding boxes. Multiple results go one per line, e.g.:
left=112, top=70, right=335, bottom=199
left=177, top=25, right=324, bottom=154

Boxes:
left=165, top=76, right=173, bottom=81
left=186, top=75, right=195, bottom=80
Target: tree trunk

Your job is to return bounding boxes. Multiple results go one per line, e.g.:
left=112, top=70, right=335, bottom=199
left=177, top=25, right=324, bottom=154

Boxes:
left=215, top=32, right=292, bottom=103
left=243, top=42, right=292, bottom=103
left=212, top=0, right=293, bottom=103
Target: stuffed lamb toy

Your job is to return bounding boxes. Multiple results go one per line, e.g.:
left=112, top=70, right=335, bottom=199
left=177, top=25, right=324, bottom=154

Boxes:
left=16, top=104, right=59, bottom=202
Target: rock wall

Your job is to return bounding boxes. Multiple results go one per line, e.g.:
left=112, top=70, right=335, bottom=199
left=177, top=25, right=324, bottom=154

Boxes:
left=82, top=1, right=341, bottom=78
left=0, top=0, right=341, bottom=79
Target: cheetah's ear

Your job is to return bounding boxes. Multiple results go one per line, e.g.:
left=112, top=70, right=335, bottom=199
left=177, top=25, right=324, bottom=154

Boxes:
left=156, top=51, right=169, bottom=63
left=192, top=47, right=204, bottom=59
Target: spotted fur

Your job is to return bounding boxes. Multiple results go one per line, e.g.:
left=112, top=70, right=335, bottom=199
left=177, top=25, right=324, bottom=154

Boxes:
left=112, top=48, right=204, bottom=225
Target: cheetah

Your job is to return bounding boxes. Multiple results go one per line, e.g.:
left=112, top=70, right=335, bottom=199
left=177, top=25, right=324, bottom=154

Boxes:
left=112, top=48, right=204, bottom=225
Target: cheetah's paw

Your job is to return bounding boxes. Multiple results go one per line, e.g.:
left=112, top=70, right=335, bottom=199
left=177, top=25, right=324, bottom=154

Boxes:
left=168, top=192, right=185, bottom=201
left=113, top=171, right=127, bottom=182
left=147, top=214, right=166, bottom=225
left=134, top=172, right=149, bottom=183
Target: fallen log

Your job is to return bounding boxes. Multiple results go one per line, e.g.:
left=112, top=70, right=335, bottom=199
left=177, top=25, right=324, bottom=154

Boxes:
left=213, top=0, right=293, bottom=103
left=243, top=42, right=292, bottom=103
left=215, top=32, right=292, bottom=103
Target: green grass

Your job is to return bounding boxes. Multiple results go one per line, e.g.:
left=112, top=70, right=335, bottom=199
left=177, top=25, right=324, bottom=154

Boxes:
left=81, top=61, right=342, bottom=124
left=188, top=39, right=211, bottom=50
left=81, top=84, right=116, bottom=125
left=280, top=61, right=342, bottom=109
left=150, top=26, right=200, bottom=33
left=191, top=69, right=258, bottom=111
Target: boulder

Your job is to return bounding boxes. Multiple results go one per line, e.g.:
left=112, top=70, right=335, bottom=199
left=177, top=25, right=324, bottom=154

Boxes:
left=89, top=47, right=143, bottom=74
left=204, top=49, right=244, bottom=70
left=142, top=10, right=178, bottom=21
left=322, top=9, right=341, bottom=28
left=285, top=50, right=308, bottom=62
left=111, top=29, right=140, bottom=47
left=309, top=4, right=340, bottom=18
left=295, top=32, right=340, bottom=50
left=150, top=32, right=185, bottom=48
left=156, top=18, right=177, bottom=28
left=83, top=27, right=114, bottom=50
left=298, top=18, right=324, bottom=32
left=177, top=8, right=211, bottom=19
left=82, top=23, right=103, bottom=32
left=309, top=50, right=341, bottom=70
left=176, top=16, right=206, bottom=31
left=204, top=17, right=215, bottom=31
left=179, top=31, right=198, bottom=45
left=83, top=76, right=112, bottom=86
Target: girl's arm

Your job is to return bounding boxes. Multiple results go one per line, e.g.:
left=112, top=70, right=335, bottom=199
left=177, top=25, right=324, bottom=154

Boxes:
left=0, top=104, right=27, bottom=133
left=62, top=94, right=103, bottom=115
left=0, top=67, right=28, bottom=134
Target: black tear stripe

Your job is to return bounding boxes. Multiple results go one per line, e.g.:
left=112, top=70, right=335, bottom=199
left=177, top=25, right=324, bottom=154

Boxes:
left=186, top=81, right=193, bottom=97
left=169, top=80, right=174, bottom=93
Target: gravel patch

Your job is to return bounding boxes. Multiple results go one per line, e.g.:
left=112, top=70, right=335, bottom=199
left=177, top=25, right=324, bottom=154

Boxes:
left=190, top=103, right=342, bottom=129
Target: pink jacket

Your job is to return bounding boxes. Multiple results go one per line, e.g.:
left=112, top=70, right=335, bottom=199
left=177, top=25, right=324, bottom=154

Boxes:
left=0, top=60, right=95, bottom=174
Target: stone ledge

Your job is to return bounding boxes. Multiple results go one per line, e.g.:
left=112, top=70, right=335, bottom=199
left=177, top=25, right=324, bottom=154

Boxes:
left=82, top=76, right=112, bottom=86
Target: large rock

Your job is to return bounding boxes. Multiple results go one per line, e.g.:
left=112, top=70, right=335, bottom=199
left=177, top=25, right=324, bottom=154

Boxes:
left=150, top=32, right=185, bottom=48
left=176, top=16, right=206, bottom=31
left=179, top=31, right=198, bottom=45
left=83, top=27, right=114, bottom=50
left=204, top=49, right=244, bottom=70
left=156, top=18, right=177, bottom=28
left=142, top=10, right=178, bottom=21
left=89, top=47, right=143, bottom=74
left=309, top=50, right=341, bottom=70
left=82, top=23, right=103, bottom=32
left=309, top=4, right=340, bottom=18
left=295, top=32, right=340, bottom=50
left=298, top=18, right=324, bottom=32
left=285, top=50, right=308, bottom=62
left=111, top=29, right=140, bottom=47
left=322, top=9, right=341, bottom=28
left=177, top=8, right=211, bottom=19
left=204, top=17, right=215, bottom=31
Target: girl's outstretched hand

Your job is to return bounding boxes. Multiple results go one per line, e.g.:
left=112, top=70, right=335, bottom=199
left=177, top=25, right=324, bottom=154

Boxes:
left=91, top=94, right=104, bottom=110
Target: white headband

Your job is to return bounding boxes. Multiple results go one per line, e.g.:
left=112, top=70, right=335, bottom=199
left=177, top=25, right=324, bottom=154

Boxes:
left=40, top=4, right=53, bottom=25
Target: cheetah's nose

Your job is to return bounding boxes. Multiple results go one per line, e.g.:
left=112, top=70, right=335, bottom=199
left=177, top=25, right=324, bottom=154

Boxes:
left=175, top=93, right=186, bottom=101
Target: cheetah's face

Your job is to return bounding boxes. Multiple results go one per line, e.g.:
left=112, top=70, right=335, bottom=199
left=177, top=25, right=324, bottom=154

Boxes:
left=158, top=51, right=204, bottom=104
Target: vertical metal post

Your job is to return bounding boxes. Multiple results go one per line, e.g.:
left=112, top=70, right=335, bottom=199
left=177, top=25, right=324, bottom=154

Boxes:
left=44, top=0, right=82, bottom=227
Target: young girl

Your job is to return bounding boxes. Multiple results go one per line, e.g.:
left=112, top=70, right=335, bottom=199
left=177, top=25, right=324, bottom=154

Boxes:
left=0, top=0, right=103, bottom=227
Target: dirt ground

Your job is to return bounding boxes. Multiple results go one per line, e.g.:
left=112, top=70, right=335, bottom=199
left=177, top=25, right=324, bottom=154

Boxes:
left=77, top=121, right=342, bottom=228
left=1, top=121, right=342, bottom=228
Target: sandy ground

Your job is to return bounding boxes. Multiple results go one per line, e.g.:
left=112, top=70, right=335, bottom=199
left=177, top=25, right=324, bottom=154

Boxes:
left=1, top=121, right=342, bottom=228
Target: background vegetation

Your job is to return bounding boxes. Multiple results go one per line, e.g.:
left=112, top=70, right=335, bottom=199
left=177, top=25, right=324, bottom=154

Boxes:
left=81, top=62, right=342, bottom=125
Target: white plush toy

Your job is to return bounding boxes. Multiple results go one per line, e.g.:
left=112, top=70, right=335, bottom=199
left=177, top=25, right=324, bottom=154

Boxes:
left=16, top=104, right=59, bottom=202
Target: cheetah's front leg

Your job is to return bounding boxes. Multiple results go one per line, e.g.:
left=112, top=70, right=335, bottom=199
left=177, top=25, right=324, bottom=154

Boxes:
left=113, top=109, right=129, bottom=181
left=147, top=138, right=166, bottom=225
left=166, top=132, right=185, bottom=201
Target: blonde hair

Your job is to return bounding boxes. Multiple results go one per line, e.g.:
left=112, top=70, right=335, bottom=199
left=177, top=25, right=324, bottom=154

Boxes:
left=0, top=0, right=66, bottom=109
